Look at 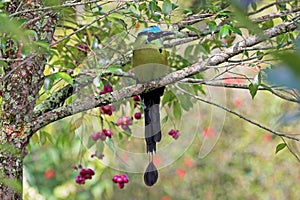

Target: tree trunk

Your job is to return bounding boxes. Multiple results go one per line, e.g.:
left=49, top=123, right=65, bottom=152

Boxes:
left=0, top=144, right=23, bottom=200
left=0, top=1, right=56, bottom=199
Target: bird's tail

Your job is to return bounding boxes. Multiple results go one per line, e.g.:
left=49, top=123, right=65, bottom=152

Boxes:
left=142, top=87, right=164, bottom=153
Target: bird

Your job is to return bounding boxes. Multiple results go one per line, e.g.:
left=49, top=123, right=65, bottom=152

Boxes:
left=132, top=26, right=174, bottom=186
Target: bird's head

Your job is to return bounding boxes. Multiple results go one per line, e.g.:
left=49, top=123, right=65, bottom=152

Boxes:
left=134, top=26, right=174, bottom=49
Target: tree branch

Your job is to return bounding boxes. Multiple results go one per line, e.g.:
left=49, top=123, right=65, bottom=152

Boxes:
left=29, top=17, right=299, bottom=135
left=10, top=0, right=105, bottom=17
left=181, top=78, right=300, bottom=103
left=248, top=0, right=294, bottom=16
left=176, top=85, right=300, bottom=142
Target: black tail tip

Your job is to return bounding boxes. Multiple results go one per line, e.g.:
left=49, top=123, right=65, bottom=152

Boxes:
left=144, top=161, right=158, bottom=186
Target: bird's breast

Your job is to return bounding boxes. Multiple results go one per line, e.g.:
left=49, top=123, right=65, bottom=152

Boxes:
left=132, top=48, right=169, bottom=83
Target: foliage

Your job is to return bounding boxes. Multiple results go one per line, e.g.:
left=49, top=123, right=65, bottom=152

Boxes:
left=1, top=0, right=300, bottom=199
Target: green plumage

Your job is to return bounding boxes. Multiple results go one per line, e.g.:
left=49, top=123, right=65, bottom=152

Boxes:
left=132, top=26, right=173, bottom=187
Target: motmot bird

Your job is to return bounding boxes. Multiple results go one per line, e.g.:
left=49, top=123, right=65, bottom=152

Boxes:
left=132, top=26, right=174, bottom=186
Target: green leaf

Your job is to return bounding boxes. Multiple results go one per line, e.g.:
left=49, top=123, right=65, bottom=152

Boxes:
left=53, top=72, right=73, bottom=84
left=249, top=83, right=258, bottom=99
left=162, top=90, right=176, bottom=106
left=25, top=30, right=38, bottom=40
left=149, top=1, right=156, bottom=12
left=162, top=0, right=172, bottom=15
left=219, top=25, right=230, bottom=38
left=207, top=21, right=217, bottom=33
left=275, top=143, right=287, bottom=154
left=184, top=25, right=201, bottom=36
left=229, top=26, right=242, bottom=36
left=173, top=101, right=182, bottom=120
left=251, top=2, right=257, bottom=11
left=256, top=51, right=264, bottom=60
left=249, top=72, right=261, bottom=99
left=172, top=3, right=179, bottom=10
left=184, top=45, right=194, bottom=59
left=177, top=94, right=193, bottom=111
left=161, top=115, right=168, bottom=124
left=35, top=40, right=49, bottom=49
left=0, top=60, right=8, bottom=69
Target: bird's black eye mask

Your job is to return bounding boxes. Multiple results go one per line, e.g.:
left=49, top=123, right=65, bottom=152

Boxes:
left=138, top=31, right=174, bottom=43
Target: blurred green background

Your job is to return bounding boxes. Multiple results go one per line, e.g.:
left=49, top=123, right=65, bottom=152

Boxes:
left=24, top=86, right=300, bottom=199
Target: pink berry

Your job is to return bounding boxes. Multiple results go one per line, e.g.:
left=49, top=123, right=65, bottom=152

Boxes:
left=99, top=132, right=107, bottom=141
left=121, top=174, right=129, bottom=183
left=84, top=174, right=92, bottom=179
left=118, top=182, right=125, bottom=189
left=75, top=175, right=85, bottom=184
left=121, top=124, right=128, bottom=130
left=104, top=129, right=113, bottom=138
left=80, top=169, right=87, bottom=176
left=106, top=85, right=113, bottom=92
left=112, top=175, right=119, bottom=183
left=173, top=133, right=179, bottom=139
left=87, top=168, right=95, bottom=175
left=134, top=112, right=142, bottom=119
left=133, top=95, right=140, bottom=101
left=116, top=176, right=123, bottom=183
left=92, top=133, right=100, bottom=141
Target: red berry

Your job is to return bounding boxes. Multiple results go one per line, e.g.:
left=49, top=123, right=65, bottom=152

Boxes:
left=133, top=95, right=140, bottom=101
left=118, top=182, right=125, bottom=189
left=116, top=176, right=123, bottom=183
left=75, top=175, right=85, bottom=184
left=134, top=112, right=142, bottom=119
left=168, top=129, right=179, bottom=139
left=121, top=124, right=128, bottom=130
left=84, top=174, right=92, bottom=179
left=80, top=169, right=87, bottom=176
left=121, top=174, right=129, bottom=183
left=112, top=175, right=119, bottom=183
left=99, top=132, right=107, bottom=141
left=87, top=168, right=95, bottom=175
left=100, top=85, right=113, bottom=95
left=92, top=133, right=100, bottom=141
left=104, top=129, right=113, bottom=138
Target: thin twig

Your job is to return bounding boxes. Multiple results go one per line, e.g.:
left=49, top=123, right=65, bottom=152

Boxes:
left=280, top=137, right=300, bottom=162
left=50, top=5, right=126, bottom=47
left=181, top=79, right=299, bottom=103
left=10, top=0, right=104, bottom=17
left=248, top=0, right=293, bottom=16
left=176, top=85, right=300, bottom=142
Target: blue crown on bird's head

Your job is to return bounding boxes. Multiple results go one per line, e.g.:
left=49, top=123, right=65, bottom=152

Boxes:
left=137, top=26, right=173, bottom=43
left=139, top=26, right=162, bottom=34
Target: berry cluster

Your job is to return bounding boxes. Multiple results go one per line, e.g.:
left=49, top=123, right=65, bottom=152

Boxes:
left=112, top=174, right=129, bottom=189
left=74, top=165, right=95, bottom=185
left=168, top=129, right=180, bottom=139
left=99, top=85, right=113, bottom=95
left=100, top=105, right=116, bottom=116
left=116, top=116, right=133, bottom=130
left=92, top=129, right=113, bottom=141
left=132, top=95, right=142, bottom=120
left=99, top=85, right=116, bottom=116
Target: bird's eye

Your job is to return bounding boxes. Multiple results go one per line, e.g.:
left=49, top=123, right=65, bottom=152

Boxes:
left=159, top=48, right=162, bottom=53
